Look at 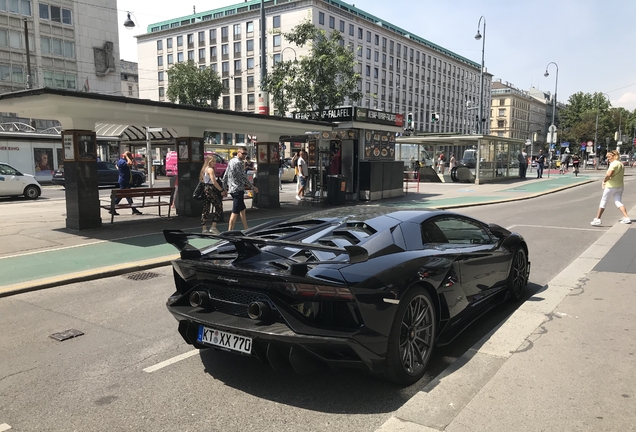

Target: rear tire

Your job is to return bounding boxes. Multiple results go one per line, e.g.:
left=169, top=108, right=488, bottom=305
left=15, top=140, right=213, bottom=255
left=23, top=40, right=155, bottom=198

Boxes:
left=507, top=247, right=528, bottom=302
left=384, top=286, right=436, bottom=385
left=23, top=185, right=40, bottom=199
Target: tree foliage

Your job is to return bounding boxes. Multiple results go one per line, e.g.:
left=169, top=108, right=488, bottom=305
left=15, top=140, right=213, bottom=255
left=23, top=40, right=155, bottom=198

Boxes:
left=559, top=92, right=636, bottom=154
left=166, top=61, right=223, bottom=108
left=261, top=19, right=362, bottom=118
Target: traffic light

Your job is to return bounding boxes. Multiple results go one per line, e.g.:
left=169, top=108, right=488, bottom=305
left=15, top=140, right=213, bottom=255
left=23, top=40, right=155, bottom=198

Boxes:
left=406, top=112, right=413, bottom=129
left=431, top=112, right=439, bottom=123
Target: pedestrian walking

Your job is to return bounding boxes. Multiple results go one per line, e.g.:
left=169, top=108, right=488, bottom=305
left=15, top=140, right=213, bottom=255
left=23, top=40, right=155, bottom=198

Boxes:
left=536, top=149, right=546, bottom=178
left=449, top=153, right=456, bottom=170
left=591, top=150, right=631, bottom=226
left=222, top=146, right=258, bottom=231
left=278, top=157, right=283, bottom=191
left=200, top=156, right=226, bottom=234
left=112, top=151, right=142, bottom=216
left=438, top=152, right=446, bottom=174
left=518, top=148, right=528, bottom=179
left=292, top=151, right=300, bottom=194
left=296, top=150, right=309, bottom=201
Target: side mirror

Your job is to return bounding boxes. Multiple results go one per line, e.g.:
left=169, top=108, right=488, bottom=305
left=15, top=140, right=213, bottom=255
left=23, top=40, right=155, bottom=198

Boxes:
left=488, top=223, right=510, bottom=239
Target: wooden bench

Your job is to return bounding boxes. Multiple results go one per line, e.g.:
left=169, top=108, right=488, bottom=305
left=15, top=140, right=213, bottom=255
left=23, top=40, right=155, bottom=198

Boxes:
left=101, top=187, right=175, bottom=223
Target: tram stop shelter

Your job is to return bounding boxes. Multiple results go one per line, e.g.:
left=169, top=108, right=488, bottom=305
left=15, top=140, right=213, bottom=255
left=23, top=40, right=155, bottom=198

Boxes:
left=395, top=134, right=526, bottom=184
left=0, top=88, right=333, bottom=230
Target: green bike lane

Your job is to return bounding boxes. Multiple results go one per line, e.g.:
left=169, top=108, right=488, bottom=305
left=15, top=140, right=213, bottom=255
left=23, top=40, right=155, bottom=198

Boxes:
left=0, top=175, right=594, bottom=296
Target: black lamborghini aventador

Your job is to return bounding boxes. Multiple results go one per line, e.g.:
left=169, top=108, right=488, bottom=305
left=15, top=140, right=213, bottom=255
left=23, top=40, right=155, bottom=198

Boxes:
left=163, top=209, right=530, bottom=384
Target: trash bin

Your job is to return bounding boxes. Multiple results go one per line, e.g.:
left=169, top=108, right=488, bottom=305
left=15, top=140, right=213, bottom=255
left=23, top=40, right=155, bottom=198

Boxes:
left=327, top=175, right=346, bottom=205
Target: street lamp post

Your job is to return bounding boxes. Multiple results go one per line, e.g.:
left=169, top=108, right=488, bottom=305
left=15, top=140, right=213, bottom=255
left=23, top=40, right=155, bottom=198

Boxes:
left=474, top=16, right=486, bottom=184
left=544, top=62, right=558, bottom=179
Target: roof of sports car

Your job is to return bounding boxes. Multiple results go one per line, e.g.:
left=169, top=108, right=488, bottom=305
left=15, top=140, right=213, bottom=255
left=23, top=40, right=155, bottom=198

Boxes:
left=283, top=208, right=449, bottom=225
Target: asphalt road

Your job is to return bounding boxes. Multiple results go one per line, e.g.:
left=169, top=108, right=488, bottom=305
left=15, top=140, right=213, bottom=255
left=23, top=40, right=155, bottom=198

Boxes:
left=1, top=178, right=634, bottom=432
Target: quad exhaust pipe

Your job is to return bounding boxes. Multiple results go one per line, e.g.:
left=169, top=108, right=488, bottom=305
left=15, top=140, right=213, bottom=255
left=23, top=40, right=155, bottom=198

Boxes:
left=189, top=291, right=210, bottom=308
left=247, top=301, right=271, bottom=320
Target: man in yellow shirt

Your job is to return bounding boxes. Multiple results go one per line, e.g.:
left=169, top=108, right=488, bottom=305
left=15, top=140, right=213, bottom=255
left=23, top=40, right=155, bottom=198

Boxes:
left=591, top=150, right=631, bottom=226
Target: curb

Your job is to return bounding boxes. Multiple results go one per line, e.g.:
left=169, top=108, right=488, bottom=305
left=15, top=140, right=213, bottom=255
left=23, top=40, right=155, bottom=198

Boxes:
left=375, top=204, right=636, bottom=432
left=0, top=255, right=178, bottom=298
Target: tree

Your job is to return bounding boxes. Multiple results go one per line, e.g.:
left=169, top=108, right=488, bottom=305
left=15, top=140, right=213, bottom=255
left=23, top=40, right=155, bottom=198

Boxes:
left=559, top=92, right=612, bottom=146
left=166, top=61, right=223, bottom=108
left=261, top=19, right=362, bottom=118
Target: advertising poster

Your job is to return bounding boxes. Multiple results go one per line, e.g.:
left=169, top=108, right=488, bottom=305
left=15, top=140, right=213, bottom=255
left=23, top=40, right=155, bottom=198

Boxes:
left=78, top=135, right=96, bottom=160
left=191, top=140, right=202, bottom=161
left=363, top=130, right=395, bottom=160
left=257, top=145, right=268, bottom=164
left=269, top=144, right=279, bottom=163
left=56, top=148, right=63, bottom=170
left=178, top=141, right=189, bottom=161
left=34, top=148, right=53, bottom=177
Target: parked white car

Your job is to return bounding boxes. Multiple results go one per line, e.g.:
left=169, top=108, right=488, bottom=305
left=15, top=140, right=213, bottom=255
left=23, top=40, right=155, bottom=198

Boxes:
left=585, top=155, right=596, bottom=168
left=0, top=162, right=42, bottom=199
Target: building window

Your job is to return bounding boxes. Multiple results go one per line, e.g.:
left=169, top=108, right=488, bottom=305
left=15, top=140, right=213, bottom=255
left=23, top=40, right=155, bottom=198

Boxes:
left=247, top=57, right=254, bottom=69
left=166, top=38, right=173, bottom=49
left=187, top=50, right=194, bottom=61
left=157, top=56, right=163, bottom=66
left=366, top=31, right=371, bottom=42
left=246, top=39, right=254, bottom=52
left=234, top=59, right=241, bottom=72
left=222, top=44, right=229, bottom=57
left=497, top=120, right=505, bottom=128
left=246, top=21, right=254, bottom=33
left=198, top=31, right=205, bottom=45
left=349, top=24, right=354, bottom=36
left=329, top=16, right=335, bottom=29
left=199, top=48, right=205, bottom=61
left=273, top=53, right=281, bottom=65
left=339, top=20, right=344, bottom=32
left=374, top=35, right=379, bottom=45
left=374, top=51, right=379, bottom=62
left=177, top=35, right=183, bottom=47
left=498, top=108, right=505, bottom=116
left=319, top=12, right=324, bottom=25
left=273, top=34, right=281, bottom=47
left=233, top=24, right=241, bottom=39
left=158, top=71, right=164, bottom=82
left=39, top=4, right=72, bottom=24
left=247, top=93, right=255, bottom=109
left=499, top=98, right=505, bottom=106
left=128, top=85, right=133, bottom=96
left=365, top=65, right=370, bottom=76
left=177, top=52, right=184, bottom=63
left=273, top=15, right=281, bottom=28
left=234, top=41, right=241, bottom=56
left=209, top=29, right=216, bottom=43
left=159, top=87, right=164, bottom=98
left=247, top=76, right=254, bottom=89
left=187, top=33, right=194, bottom=48
left=210, top=46, right=217, bottom=60
left=223, top=96, right=230, bottom=109
left=235, top=95, right=242, bottom=110
left=167, top=54, right=173, bottom=65
left=221, top=26, right=229, bottom=42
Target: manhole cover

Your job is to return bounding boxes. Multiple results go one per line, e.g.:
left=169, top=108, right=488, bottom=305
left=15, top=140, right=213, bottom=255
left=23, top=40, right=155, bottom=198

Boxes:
left=50, top=329, right=84, bottom=341
left=124, top=271, right=162, bottom=281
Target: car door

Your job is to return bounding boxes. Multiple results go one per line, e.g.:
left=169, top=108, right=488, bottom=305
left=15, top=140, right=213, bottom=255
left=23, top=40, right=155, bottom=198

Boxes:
left=0, top=163, right=25, bottom=195
left=432, top=216, right=509, bottom=307
left=98, top=162, right=118, bottom=185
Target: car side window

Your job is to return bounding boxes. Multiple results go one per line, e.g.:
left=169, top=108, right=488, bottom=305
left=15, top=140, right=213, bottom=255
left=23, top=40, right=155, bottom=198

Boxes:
left=0, top=164, right=18, bottom=175
left=420, top=221, right=448, bottom=245
left=102, top=162, right=117, bottom=170
left=434, top=218, right=493, bottom=245
left=215, top=155, right=223, bottom=164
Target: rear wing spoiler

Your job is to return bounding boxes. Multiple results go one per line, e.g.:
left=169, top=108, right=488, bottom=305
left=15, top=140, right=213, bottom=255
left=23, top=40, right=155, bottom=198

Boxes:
left=163, top=229, right=369, bottom=266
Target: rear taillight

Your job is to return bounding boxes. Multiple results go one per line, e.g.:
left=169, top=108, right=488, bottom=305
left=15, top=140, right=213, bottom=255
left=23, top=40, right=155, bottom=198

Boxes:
left=280, top=283, right=354, bottom=300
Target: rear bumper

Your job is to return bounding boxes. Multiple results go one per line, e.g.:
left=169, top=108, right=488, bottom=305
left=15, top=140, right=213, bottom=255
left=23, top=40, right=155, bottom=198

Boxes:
left=169, top=305, right=387, bottom=373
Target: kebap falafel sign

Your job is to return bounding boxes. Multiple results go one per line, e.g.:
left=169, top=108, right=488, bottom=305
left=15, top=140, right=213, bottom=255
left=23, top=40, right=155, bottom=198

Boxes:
left=363, top=130, right=395, bottom=160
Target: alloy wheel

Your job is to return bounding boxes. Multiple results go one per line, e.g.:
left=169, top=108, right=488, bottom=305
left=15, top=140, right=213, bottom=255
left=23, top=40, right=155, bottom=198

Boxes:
left=399, top=294, right=434, bottom=376
left=510, top=249, right=528, bottom=298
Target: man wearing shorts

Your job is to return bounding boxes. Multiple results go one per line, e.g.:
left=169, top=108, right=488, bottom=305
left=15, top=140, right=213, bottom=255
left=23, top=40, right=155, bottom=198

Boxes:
left=591, top=150, right=631, bottom=226
left=296, top=150, right=308, bottom=201
left=222, top=147, right=258, bottom=231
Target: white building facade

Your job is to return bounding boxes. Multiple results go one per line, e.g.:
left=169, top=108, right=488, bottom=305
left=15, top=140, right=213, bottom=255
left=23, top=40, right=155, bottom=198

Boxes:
left=0, top=0, right=121, bottom=96
left=137, top=0, right=491, bottom=134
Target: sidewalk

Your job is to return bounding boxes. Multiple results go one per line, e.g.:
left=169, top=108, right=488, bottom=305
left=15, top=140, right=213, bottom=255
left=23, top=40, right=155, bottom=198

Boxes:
left=0, top=174, right=595, bottom=296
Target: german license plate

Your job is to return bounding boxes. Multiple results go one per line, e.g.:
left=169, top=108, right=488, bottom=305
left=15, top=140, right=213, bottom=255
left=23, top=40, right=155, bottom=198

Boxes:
left=197, top=325, right=252, bottom=354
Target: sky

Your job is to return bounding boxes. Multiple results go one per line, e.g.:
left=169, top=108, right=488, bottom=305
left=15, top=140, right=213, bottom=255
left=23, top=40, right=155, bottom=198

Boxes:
left=117, top=0, right=636, bottom=110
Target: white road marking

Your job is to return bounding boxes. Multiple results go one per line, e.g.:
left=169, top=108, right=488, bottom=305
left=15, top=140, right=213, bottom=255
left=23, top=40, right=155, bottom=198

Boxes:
left=143, top=349, right=200, bottom=373
left=507, top=224, right=602, bottom=232
left=0, top=423, right=12, bottom=431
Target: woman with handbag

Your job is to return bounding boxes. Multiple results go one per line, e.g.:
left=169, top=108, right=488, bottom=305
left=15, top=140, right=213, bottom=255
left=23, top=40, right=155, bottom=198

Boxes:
left=199, top=156, right=226, bottom=234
